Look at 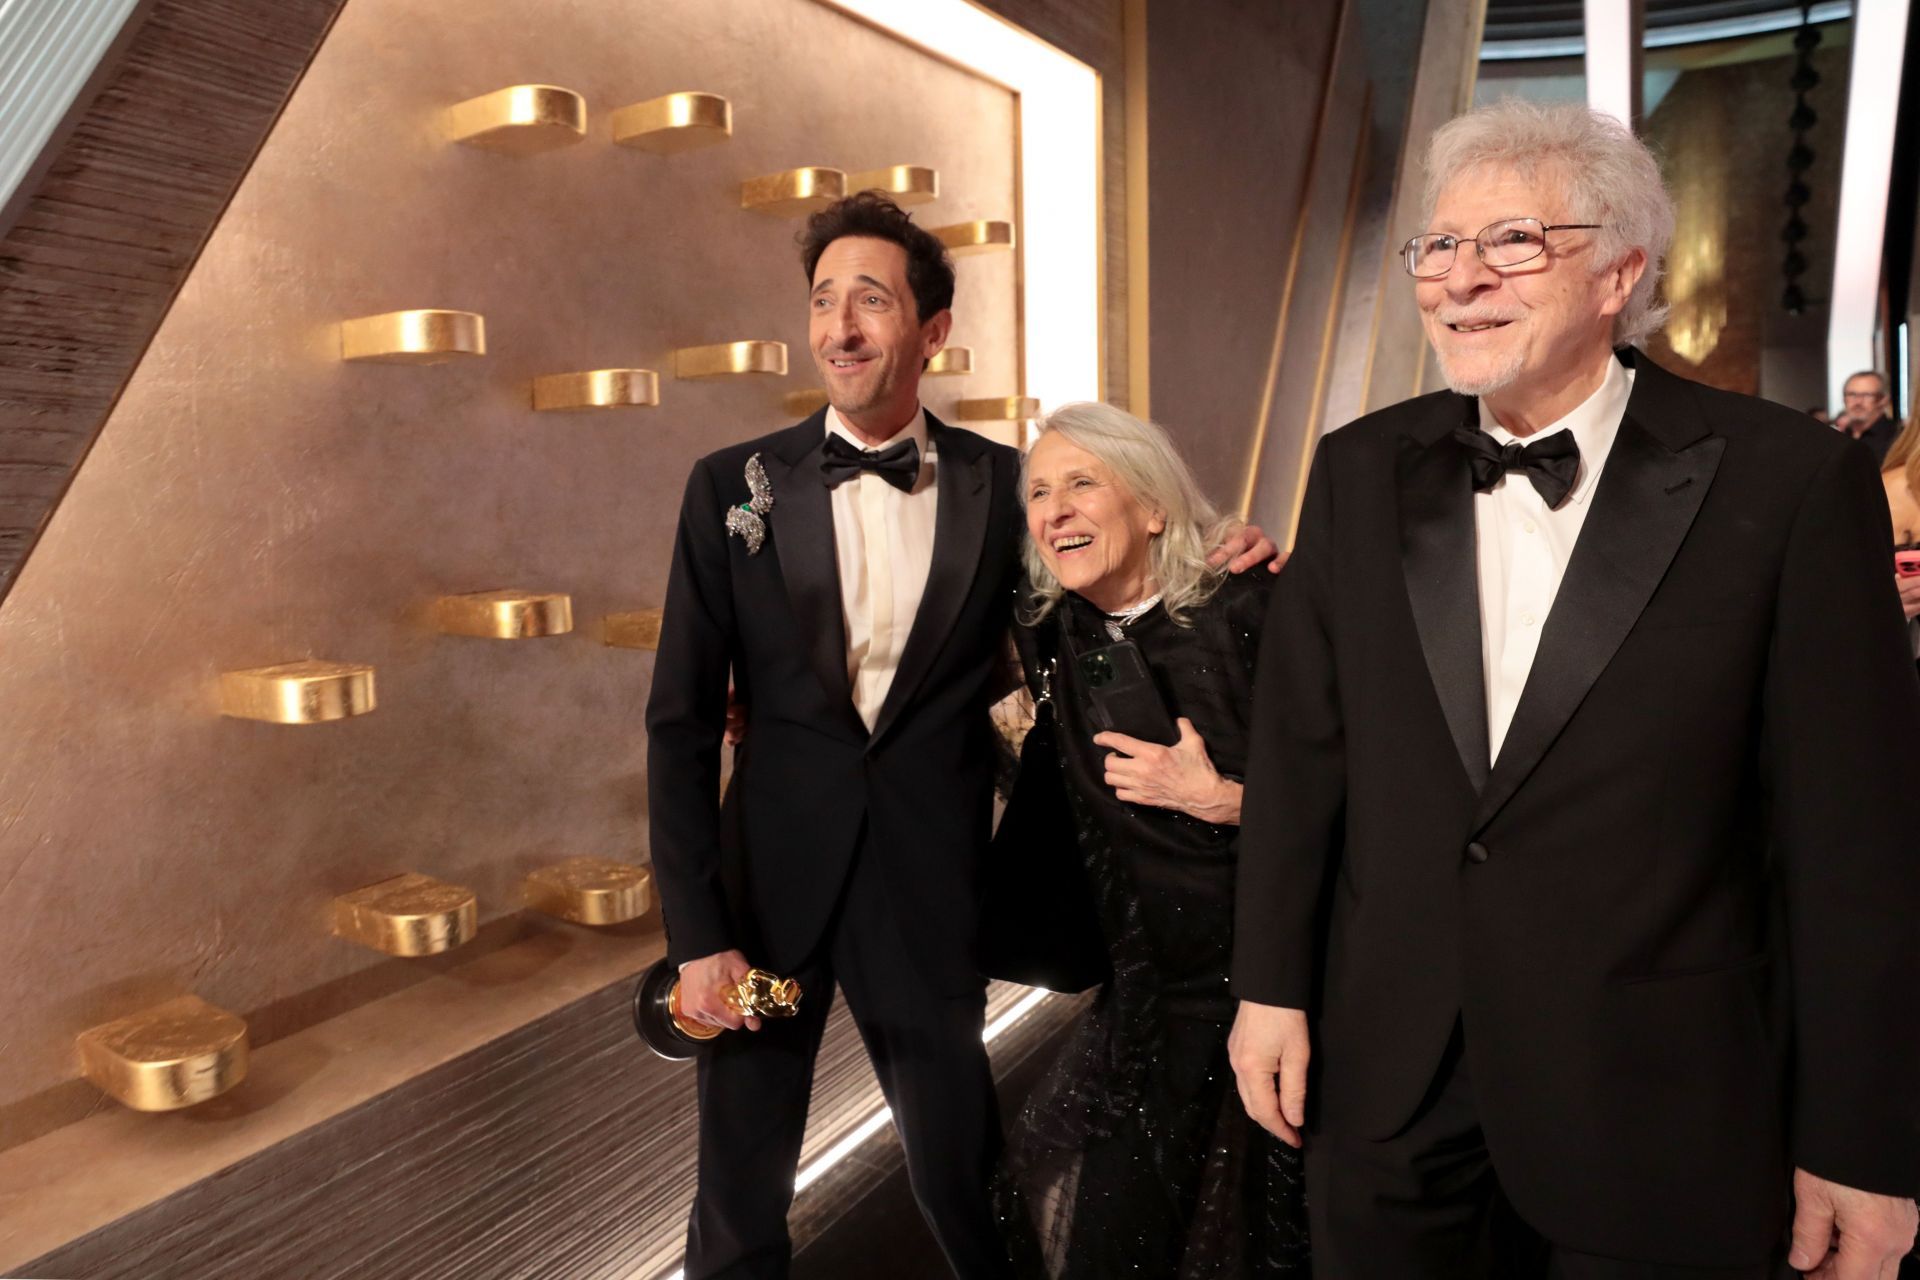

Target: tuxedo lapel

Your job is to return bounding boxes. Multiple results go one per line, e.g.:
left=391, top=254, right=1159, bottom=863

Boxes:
left=1471, top=358, right=1725, bottom=832
left=763, top=417, right=866, bottom=738
left=868, top=418, right=993, bottom=746
left=1398, top=400, right=1492, bottom=794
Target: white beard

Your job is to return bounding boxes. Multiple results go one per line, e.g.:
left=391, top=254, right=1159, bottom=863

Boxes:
left=1433, top=339, right=1529, bottom=397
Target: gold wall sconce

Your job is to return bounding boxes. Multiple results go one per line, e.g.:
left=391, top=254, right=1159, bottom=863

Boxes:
left=957, top=396, right=1041, bottom=421
left=782, top=388, right=829, bottom=417
left=219, top=660, right=376, bottom=725
left=740, top=167, right=847, bottom=216
left=433, top=590, right=574, bottom=639
left=848, top=164, right=938, bottom=205
left=612, top=91, right=732, bottom=153
left=77, top=995, right=249, bottom=1112
left=532, top=369, right=660, bottom=411
left=926, top=347, right=972, bottom=376
left=443, top=85, right=587, bottom=153
left=332, top=873, right=479, bottom=957
left=602, top=609, right=664, bottom=650
left=674, top=341, right=787, bottom=379
left=340, top=310, right=486, bottom=364
left=524, top=857, right=653, bottom=926
left=932, top=220, right=1016, bottom=256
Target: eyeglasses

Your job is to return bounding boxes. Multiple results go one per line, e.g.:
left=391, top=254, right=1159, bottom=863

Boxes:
left=1402, top=217, right=1601, bottom=279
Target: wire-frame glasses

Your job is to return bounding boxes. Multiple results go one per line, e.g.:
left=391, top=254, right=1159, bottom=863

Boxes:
left=1403, top=217, right=1601, bottom=279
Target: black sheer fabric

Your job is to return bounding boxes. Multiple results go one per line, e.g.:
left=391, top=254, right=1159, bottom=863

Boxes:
left=998, top=571, right=1311, bottom=1277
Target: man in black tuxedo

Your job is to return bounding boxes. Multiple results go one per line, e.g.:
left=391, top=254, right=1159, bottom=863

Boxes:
left=1228, top=102, right=1920, bottom=1277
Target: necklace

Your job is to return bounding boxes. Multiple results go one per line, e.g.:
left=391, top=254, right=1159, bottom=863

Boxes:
left=1102, top=591, right=1163, bottom=641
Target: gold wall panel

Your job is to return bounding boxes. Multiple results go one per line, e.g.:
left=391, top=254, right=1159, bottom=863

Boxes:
left=219, top=661, right=377, bottom=725
left=782, top=388, right=830, bottom=417
left=674, top=340, right=788, bottom=379
left=523, top=857, right=653, bottom=925
left=533, top=369, right=660, bottom=411
left=932, top=219, right=1016, bottom=255
left=848, top=164, right=938, bottom=204
left=443, top=84, right=588, bottom=153
left=740, top=166, right=847, bottom=215
left=0, top=0, right=1019, bottom=1137
left=956, top=396, right=1040, bottom=421
left=611, top=91, right=732, bottom=153
left=925, top=346, right=972, bottom=375
left=433, top=590, right=575, bottom=639
left=602, top=609, right=664, bottom=650
left=76, top=996, right=249, bottom=1112
left=332, top=874, right=479, bottom=957
left=340, top=309, right=487, bottom=363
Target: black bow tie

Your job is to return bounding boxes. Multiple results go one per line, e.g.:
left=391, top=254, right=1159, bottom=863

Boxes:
left=1452, top=426, right=1582, bottom=509
left=820, top=434, right=921, bottom=493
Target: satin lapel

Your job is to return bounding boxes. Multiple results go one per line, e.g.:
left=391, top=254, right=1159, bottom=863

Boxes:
left=868, top=422, right=993, bottom=745
left=1471, top=413, right=1725, bottom=832
left=1398, top=414, right=1492, bottom=794
left=765, top=432, right=865, bottom=737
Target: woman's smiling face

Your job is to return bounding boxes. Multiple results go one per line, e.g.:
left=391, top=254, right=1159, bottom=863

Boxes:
left=1024, top=430, right=1164, bottom=612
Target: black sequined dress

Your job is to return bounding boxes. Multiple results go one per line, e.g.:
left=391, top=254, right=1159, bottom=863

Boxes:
left=998, top=571, right=1310, bottom=1278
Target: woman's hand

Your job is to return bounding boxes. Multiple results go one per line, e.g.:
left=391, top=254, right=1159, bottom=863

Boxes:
left=1897, top=571, right=1920, bottom=620
left=1094, top=718, right=1242, bottom=823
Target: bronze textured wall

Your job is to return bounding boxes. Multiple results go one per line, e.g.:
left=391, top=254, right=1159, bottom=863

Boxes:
left=0, top=0, right=1018, bottom=1167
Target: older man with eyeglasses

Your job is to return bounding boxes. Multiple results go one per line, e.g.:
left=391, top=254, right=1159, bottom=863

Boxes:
left=1229, top=100, right=1920, bottom=1278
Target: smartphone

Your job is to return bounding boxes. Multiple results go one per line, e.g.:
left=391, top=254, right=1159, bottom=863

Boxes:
left=1897, top=550, right=1920, bottom=578
left=1075, top=640, right=1179, bottom=746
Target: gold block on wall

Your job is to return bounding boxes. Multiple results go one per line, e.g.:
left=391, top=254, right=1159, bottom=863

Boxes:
left=926, top=347, right=972, bottom=376
left=602, top=609, right=664, bottom=650
left=932, top=220, right=1016, bottom=255
left=782, top=388, right=830, bottom=417
left=219, top=660, right=376, bottom=725
left=77, top=995, right=249, bottom=1112
left=524, top=857, right=653, bottom=926
left=674, top=341, right=787, bottom=379
left=332, top=874, right=478, bottom=957
left=434, top=590, right=574, bottom=639
left=740, top=167, right=846, bottom=216
left=443, top=85, right=587, bottom=153
left=340, top=310, right=486, bottom=364
left=611, top=92, right=731, bottom=153
left=956, top=396, right=1040, bottom=421
left=848, top=164, right=938, bottom=204
left=532, top=369, right=660, bottom=411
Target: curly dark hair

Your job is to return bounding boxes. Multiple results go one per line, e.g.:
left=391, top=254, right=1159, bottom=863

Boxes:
left=798, top=191, right=955, bottom=323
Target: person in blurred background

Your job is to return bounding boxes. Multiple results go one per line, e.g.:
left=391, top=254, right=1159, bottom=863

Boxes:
left=1836, top=369, right=1899, bottom=465
left=1880, top=416, right=1920, bottom=655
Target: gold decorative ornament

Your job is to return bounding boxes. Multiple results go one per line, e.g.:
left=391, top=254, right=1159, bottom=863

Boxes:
left=77, top=995, right=249, bottom=1112
left=533, top=369, right=660, bottom=411
left=340, top=310, right=486, bottom=364
left=219, top=660, right=376, bottom=725
left=956, top=396, right=1041, bottom=421
left=848, top=164, right=938, bottom=204
left=602, top=609, right=664, bottom=650
left=433, top=590, right=574, bottom=639
left=740, top=167, right=847, bottom=216
left=332, top=873, right=478, bottom=957
left=926, top=347, right=972, bottom=376
left=611, top=92, right=732, bottom=153
left=782, top=388, right=830, bottom=417
left=442, top=85, right=587, bottom=154
left=932, top=220, right=1016, bottom=255
left=674, top=341, right=787, bottom=379
left=523, top=857, right=653, bottom=926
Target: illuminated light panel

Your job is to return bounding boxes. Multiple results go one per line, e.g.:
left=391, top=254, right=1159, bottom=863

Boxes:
left=1583, top=0, right=1638, bottom=126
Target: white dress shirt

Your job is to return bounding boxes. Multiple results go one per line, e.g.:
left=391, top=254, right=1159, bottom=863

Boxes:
left=1474, top=358, right=1635, bottom=762
left=826, top=406, right=938, bottom=730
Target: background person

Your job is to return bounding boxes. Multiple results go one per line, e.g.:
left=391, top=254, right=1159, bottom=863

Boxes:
left=1836, top=369, right=1900, bottom=465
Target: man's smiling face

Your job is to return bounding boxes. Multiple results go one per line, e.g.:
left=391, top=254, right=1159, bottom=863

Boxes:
left=808, top=235, right=945, bottom=432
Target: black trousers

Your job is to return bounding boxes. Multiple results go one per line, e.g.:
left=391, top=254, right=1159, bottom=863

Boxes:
left=1307, top=1022, right=1790, bottom=1280
left=684, top=845, right=1010, bottom=1280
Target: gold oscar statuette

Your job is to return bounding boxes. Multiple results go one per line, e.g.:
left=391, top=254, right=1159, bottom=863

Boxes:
left=633, top=958, right=802, bottom=1060
left=443, top=85, right=587, bottom=153
left=848, top=164, right=938, bottom=205
left=925, top=347, right=972, bottom=376
left=931, top=220, right=1016, bottom=256
left=740, top=167, right=847, bottom=216
left=532, top=369, right=659, bottom=411
left=673, top=341, right=787, bottom=380
left=781, top=388, right=830, bottom=418
left=219, top=660, right=376, bottom=725
left=433, top=590, right=574, bottom=639
left=956, top=396, right=1041, bottom=421
left=523, top=857, right=652, bottom=926
left=340, top=310, right=486, bottom=364
left=77, top=995, right=249, bottom=1112
left=611, top=92, right=731, bottom=153
left=602, top=609, right=664, bottom=650
left=332, top=873, right=478, bottom=957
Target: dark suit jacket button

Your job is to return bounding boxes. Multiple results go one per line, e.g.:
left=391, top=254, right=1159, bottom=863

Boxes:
left=1465, top=841, right=1490, bottom=864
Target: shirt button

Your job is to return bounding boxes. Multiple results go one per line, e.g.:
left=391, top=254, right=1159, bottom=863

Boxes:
left=1465, top=841, right=1490, bottom=864
left=1522, top=612, right=1537, bottom=627
left=1523, top=519, right=1538, bottom=534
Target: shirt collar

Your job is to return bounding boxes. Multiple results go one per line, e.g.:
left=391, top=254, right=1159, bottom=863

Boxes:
left=826, top=404, right=929, bottom=455
left=1477, top=355, right=1635, bottom=507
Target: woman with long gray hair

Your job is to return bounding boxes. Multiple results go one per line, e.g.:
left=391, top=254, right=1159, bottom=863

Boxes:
left=995, top=402, right=1309, bottom=1277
